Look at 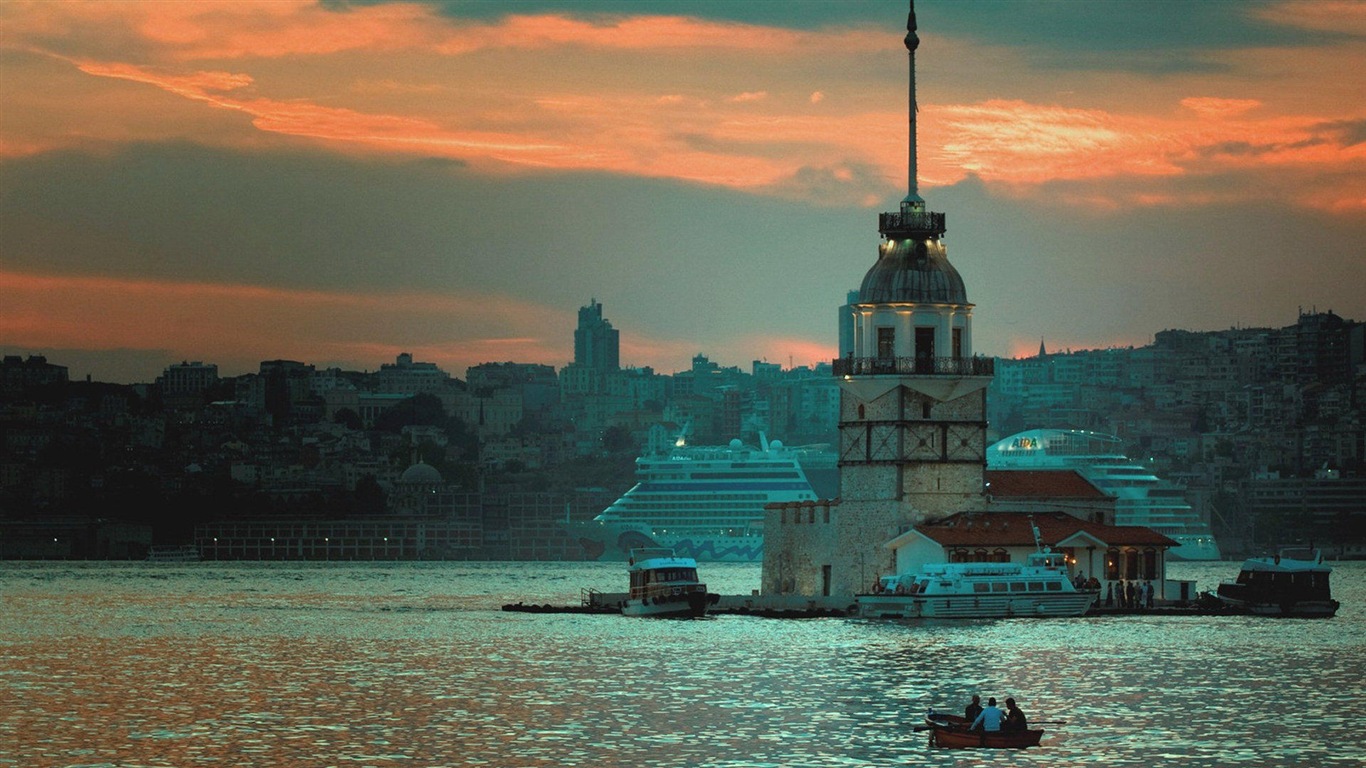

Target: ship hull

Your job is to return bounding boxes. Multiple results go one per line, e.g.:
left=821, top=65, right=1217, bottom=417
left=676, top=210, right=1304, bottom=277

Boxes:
left=564, top=520, right=763, bottom=563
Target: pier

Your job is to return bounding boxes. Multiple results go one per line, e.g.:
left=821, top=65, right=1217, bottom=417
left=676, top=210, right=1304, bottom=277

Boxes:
left=502, top=592, right=1237, bottom=619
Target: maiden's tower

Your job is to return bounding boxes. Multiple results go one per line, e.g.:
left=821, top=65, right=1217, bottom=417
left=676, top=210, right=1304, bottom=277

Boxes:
left=762, top=1, right=993, bottom=599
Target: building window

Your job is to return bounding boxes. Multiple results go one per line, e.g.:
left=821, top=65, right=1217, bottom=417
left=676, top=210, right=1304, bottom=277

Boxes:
left=1105, top=549, right=1119, bottom=580
left=952, top=328, right=963, bottom=359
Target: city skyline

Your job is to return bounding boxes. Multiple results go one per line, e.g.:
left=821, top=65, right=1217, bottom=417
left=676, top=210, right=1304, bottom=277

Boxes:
left=2, top=1, right=1364, bottom=385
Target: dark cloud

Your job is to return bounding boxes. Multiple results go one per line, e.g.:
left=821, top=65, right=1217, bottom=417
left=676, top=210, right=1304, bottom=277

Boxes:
left=1316, top=119, right=1366, bottom=148
left=4, top=141, right=1362, bottom=381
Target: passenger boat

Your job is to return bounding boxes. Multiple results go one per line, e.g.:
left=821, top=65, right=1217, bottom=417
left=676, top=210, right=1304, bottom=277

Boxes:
left=922, top=712, right=1043, bottom=749
left=857, top=523, right=1097, bottom=619
left=621, top=548, right=716, bottom=618
left=1204, top=548, right=1339, bottom=618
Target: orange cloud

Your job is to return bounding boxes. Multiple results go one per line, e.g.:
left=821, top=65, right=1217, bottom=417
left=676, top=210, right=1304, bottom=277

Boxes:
left=2, top=2, right=1363, bottom=211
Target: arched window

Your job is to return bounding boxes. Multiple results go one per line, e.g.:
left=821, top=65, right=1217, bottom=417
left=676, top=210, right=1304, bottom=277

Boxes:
left=1124, top=549, right=1139, bottom=580
left=1104, top=549, right=1120, bottom=580
left=858, top=404, right=865, bottom=419
left=993, top=548, right=1010, bottom=563
left=1143, top=548, right=1158, bottom=580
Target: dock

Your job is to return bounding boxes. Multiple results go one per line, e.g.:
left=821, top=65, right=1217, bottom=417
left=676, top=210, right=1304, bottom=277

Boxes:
left=503, top=591, right=854, bottom=618
left=503, top=591, right=1244, bottom=619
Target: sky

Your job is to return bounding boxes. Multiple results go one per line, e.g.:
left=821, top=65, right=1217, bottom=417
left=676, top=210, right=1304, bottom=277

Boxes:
left=1, top=0, right=1364, bottom=384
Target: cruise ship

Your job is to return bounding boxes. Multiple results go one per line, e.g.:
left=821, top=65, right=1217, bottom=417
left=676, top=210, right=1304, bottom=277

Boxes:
left=987, top=429, right=1221, bottom=561
left=565, top=436, right=837, bottom=562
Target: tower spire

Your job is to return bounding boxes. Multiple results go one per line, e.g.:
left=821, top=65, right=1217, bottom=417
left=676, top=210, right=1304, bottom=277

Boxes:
left=879, top=0, right=943, bottom=239
left=905, top=0, right=921, bottom=206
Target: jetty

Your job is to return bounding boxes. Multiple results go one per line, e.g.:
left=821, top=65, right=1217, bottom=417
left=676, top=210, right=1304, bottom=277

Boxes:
left=502, top=589, right=1245, bottom=619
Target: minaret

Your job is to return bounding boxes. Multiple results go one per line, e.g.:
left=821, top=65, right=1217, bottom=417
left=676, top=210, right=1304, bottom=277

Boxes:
left=765, top=1, right=994, bottom=600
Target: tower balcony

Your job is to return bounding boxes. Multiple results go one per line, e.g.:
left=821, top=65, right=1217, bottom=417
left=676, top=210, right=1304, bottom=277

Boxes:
left=879, top=209, right=946, bottom=238
left=832, top=355, right=994, bottom=378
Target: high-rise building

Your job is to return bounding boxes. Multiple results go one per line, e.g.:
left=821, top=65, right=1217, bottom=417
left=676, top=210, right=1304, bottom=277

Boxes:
left=573, top=299, right=619, bottom=371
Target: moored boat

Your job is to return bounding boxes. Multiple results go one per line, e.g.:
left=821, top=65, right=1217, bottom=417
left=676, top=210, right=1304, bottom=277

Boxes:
left=621, top=548, right=716, bottom=618
left=1203, top=548, right=1339, bottom=618
left=923, top=712, right=1043, bottom=749
left=857, top=522, right=1098, bottom=619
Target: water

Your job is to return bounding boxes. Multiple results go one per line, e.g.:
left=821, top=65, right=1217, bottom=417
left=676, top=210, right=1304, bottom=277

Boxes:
left=3, top=560, right=1364, bottom=767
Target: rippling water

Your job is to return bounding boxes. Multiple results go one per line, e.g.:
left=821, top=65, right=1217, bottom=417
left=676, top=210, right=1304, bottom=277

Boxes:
left=3, top=560, right=1364, bottom=767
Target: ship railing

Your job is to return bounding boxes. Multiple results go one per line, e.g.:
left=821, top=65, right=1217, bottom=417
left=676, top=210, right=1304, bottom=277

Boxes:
left=581, top=587, right=603, bottom=607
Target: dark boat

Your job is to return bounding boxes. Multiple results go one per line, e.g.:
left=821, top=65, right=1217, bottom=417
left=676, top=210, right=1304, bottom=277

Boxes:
left=1203, top=548, right=1340, bottom=618
left=923, top=712, right=1043, bottom=749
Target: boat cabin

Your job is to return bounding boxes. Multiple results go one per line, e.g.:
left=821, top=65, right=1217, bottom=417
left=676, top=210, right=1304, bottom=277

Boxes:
left=880, top=511, right=1182, bottom=601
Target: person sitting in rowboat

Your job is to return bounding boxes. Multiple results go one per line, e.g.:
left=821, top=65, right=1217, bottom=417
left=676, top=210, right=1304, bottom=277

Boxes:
left=970, top=697, right=1005, bottom=732
left=1003, top=697, right=1028, bottom=732
left=964, top=694, right=982, bottom=724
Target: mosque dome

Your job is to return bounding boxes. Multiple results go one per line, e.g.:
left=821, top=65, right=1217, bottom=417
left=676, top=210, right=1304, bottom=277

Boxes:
left=399, top=462, right=443, bottom=485
left=858, top=238, right=967, bottom=305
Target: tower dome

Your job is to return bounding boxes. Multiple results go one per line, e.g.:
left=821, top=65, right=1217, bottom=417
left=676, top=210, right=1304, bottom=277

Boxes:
left=858, top=237, right=967, bottom=304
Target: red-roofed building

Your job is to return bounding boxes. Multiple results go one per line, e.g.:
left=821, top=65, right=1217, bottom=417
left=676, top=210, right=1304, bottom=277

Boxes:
left=984, top=469, right=1116, bottom=525
left=883, top=511, right=1181, bottom=599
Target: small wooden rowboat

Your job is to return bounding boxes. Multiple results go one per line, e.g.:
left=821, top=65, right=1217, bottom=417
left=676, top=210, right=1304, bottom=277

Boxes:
left=922, top=713, right=1044, bottom=749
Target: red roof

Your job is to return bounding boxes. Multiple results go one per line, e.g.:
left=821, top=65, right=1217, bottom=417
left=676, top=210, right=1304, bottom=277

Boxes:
left=985, top=469, right=1106, bottom=499
left=915, top=511, right=1178, bottom=549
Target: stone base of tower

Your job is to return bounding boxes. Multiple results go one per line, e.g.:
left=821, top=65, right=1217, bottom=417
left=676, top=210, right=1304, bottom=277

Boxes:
left=762, top=484, right=986, bottom=599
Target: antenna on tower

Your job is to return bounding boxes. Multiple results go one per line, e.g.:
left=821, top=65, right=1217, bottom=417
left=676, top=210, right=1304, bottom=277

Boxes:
left=904, top=0, right=923, bottom=208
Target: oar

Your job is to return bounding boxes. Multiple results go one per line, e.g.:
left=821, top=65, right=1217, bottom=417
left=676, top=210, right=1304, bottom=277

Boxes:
left=1030, top=720, right=1068, bottom=725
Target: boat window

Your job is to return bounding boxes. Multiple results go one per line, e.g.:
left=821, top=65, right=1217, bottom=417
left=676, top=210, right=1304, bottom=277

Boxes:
left=1046, top=582, right=1061, bottom=591
left=918, top=580, right=930, bottom=593
left=1009, top=582, right=1026, bottom=592
left=974, top=583, right=990, bottom=593
left=1027, top=582, right=1044, bottom=592
left=993, top=583, right=1009, bottom=593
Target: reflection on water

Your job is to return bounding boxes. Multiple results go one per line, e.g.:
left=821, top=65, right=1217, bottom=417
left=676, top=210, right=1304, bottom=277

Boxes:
left=3, top=561, right=1364, bottom=767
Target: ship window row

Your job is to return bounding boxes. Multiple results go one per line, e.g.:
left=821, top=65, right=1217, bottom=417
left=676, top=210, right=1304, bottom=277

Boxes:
left=971, top=581, right=1063, bottom=593
left=684, top=472, right=803, bottom=480
left=950, top=549, right=1011, bottom=563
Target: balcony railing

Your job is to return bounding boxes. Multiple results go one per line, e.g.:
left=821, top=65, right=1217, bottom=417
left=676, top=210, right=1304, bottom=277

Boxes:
left=879, top=209, right=946, bottom=236
left=832, top=355, right=994, bottom=377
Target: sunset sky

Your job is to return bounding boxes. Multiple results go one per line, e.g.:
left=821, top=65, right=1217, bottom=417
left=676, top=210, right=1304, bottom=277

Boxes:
left=2, top=0, right=1364, bottom=384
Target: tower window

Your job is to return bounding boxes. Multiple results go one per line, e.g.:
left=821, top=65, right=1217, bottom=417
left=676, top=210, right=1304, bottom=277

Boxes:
left=877, top=327, right=895, bottom=359
left=915, top=326, right=935, bottom=373
left=953, top=328, right=963, bottom=359
left=922, top=402, right=931, bottom=419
